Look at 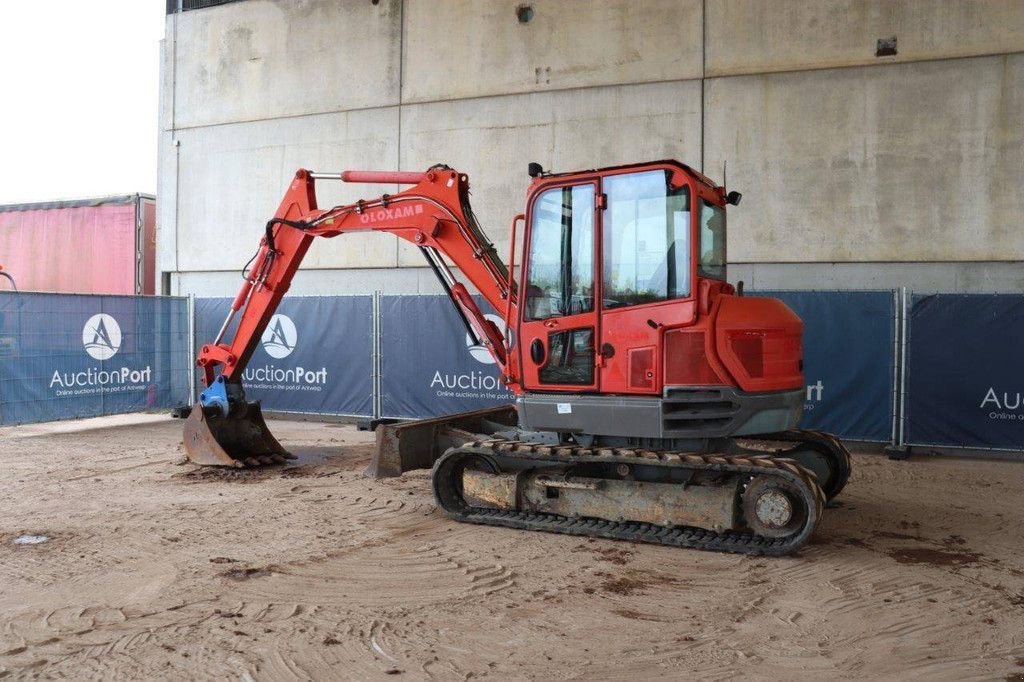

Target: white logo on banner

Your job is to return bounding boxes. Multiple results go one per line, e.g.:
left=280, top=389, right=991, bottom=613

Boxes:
left=429, top=312, right=513, bottom=401
left=801, top=380, right=825, bottom=411
left=980, top=387, right=1023, bottom=421
left=53, top=313, right=152, bottom=395
left=262, top=314, right=297, bottom=359
left=82, top=314, right=122, bottom=360
left=465, top=313, right=506, bottom=365
left=244, top=312, right=327, bottom=392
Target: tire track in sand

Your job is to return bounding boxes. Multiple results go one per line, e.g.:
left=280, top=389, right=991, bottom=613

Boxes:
left=228, top=540, right=514, bottom=610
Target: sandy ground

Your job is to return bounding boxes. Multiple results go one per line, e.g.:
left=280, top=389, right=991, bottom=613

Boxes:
left=1, top=416, right=1023, bottom=681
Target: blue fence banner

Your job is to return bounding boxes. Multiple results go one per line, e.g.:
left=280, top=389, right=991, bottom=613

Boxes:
left=194, top=296, right=373, bottom=417
left=755, top=291, right=896, bottom=442
left=905, top=294, right=1024, bottom=450
left=380, top=295, right=514, bottom=419
left=0, top=292, right=190, bottom=426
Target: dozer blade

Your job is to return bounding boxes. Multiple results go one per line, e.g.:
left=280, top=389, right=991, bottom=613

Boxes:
left=183, top=402, right=295, bottom=468
left=369, top=405, right=518, bottom=479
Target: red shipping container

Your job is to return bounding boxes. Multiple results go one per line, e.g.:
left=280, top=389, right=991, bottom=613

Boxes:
left=0, top=194, right=156, bottom=295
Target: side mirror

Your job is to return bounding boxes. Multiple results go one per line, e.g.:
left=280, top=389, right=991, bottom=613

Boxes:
left=726, top=191, right=742, bottom=206
left=528, top=162, right=544, bottom=178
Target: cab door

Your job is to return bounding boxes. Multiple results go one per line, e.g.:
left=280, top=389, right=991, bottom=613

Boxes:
left=598, top=169, right=696, bottom=394
left=520, top=181, right=600, bottom=392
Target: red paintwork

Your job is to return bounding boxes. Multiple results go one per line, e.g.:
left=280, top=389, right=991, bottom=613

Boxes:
left=712, top=295, right=803, bottom=392
left=504, top=213, right=525, bottom=349
left=196, top=160, right=804, bottom=402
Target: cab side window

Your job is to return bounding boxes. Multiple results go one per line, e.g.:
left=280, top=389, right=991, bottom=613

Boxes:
left=539, top=328, right=594, bottom=385
left=525, top=185, right=595, bottom=321
left=699, top=199, right=727, bottom=280
left=602, top=170, right=691, bottom=308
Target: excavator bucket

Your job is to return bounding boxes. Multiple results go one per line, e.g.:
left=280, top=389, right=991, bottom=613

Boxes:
left=183, top=402, right=295, bottom=468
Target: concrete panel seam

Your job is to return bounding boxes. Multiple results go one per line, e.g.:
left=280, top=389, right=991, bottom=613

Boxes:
left=705, top=49, right=1024, bottom=81
left=700, top=0, right=706, bottom=173
left=388, top=76, right=707, bottom=112
left=170, top=103, right=404, bottom=133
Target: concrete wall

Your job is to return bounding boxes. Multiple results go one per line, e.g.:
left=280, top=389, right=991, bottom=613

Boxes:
left=174, top=0, right=401, bottom=127
left=401, top=0, right=703, bottom=102
left=706, top=0, right=1024, bottom=76
left=159, top=0, right=1024, bottom=296
left=707, top=54, right=1024, bottom=263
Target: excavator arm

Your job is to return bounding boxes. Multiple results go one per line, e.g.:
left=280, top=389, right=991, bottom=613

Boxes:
left=184, top=165, right=519, bottom=467
left=197, top=165, right=519, bottom=414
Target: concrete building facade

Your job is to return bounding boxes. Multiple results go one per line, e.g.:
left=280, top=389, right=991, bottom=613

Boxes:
left=158, top=0, right=1024, bottom=296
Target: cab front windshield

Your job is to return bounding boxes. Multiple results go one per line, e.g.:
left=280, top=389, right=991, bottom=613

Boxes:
left=602, top=170, right=691, bottom=309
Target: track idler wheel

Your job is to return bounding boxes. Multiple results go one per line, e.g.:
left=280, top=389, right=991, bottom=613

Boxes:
left=182, top=402, right=295, bottom=468
left=742, top=476, right=808, bottom=538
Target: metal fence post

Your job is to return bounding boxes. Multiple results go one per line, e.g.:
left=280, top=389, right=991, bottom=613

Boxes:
left=187, top=294, right=196, bottom=401
left=884, top=287, right=911, bottom=459
left=890, top=288, right=900, bottom=447
left=372, top=290, right=381, bottom=420
left=898, top=287, right=909, bottom=448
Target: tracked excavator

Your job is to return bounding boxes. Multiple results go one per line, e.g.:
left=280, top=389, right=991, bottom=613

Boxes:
left=184, top=160, right=850, bottom=556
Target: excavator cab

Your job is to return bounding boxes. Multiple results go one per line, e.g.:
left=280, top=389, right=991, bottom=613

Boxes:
left=513, top=162, right=805, bottom=444
left=183, top=160, right=851, bottom=556
left=518, top=164, right=717, bottom=397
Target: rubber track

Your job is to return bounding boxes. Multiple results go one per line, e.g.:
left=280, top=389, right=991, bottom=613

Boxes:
left=737, top=429, right=853, bottom=501
left=432, top=439, right=827, bottom=557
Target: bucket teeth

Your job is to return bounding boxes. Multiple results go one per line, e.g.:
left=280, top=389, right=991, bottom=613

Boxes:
left=182, top=402, right=292, bottom=468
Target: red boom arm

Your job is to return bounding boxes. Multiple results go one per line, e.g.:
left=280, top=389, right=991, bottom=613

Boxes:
left=196, top=166, right=520, bottom=395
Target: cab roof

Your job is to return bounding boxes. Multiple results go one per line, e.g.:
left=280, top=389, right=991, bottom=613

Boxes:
left=528, top=159, right=721, bottom=190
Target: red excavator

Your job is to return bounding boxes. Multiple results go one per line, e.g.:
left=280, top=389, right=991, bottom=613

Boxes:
left=184, top=160, right=850, bottom=556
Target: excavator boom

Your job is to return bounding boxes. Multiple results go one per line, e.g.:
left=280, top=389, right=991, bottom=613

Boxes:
left=196, top=166, right=515, bottom=396
left=185, top=165, right=519, bottom=467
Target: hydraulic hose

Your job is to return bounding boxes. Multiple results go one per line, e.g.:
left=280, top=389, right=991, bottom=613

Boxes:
left=0, top=271, right=17, bottom=292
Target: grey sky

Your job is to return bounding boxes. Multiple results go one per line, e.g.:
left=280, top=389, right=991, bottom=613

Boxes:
left=0, top=2, right=165, bottom=204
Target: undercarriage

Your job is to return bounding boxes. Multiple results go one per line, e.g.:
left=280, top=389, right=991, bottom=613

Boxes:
left=432, top=439, right=829, bottom=556
left=184, top=403, right=850, bottom=557
left=419, top=410, right=850, bottom=556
